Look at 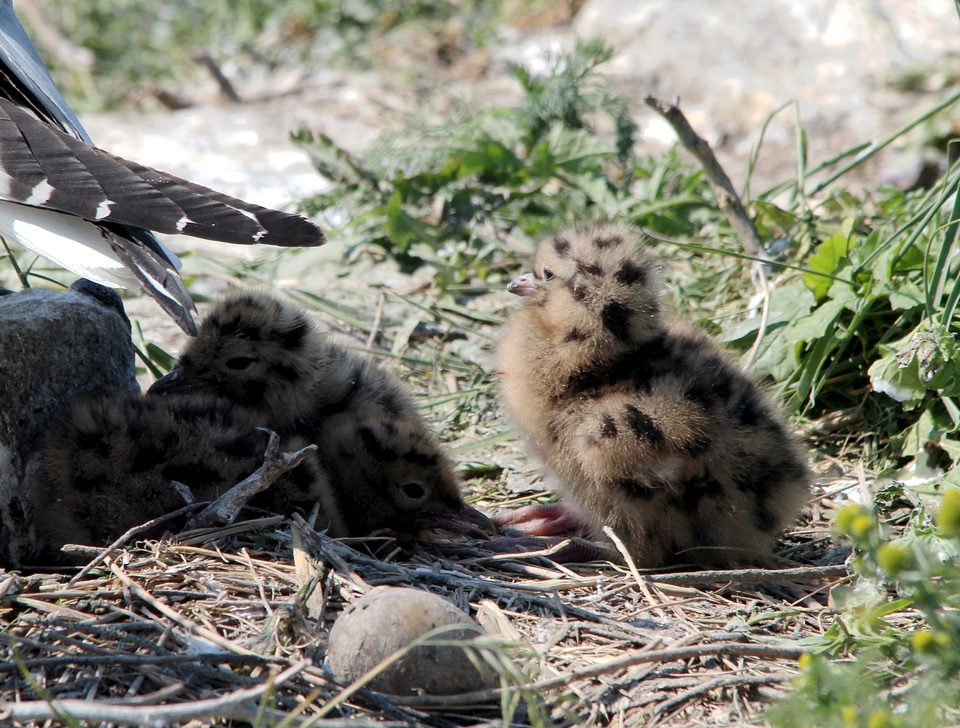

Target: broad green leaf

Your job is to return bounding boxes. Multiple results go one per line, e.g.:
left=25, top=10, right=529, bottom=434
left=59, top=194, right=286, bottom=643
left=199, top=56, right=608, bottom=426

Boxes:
left=804, top=233, right=853, bottom=299
left=789, top=297, right=850, bottom=343
left=751, top=200, right=798, bottom=239
left=719, top=279, right=815, bottom=346
left=384, top=191, right=431, bottom=252
left=868, top=351, right=925, bottom=404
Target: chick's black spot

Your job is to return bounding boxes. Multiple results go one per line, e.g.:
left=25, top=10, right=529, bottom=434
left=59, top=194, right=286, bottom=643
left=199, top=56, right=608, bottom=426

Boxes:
left=615, top=260, right=646, bottom=286
left=600, top=415, right=618, bottom=438
left=753, top=497, right=778, bottom=532
left=673, top=477, right=724, bottom=513
left=593, top=232, right=624, bottom=249
left=564, top=328, right=589, bottom=342
left=131, top=445, right=166, bottom=472
left=403, top=449, right=439, bottom=467
left=359, top=427, right=399, bottom=462
left=215, top=432, right=265, bottom=459
left=238, top=381, right=266, bottom=405
left=553, top=235, right=571, bottom=257
left=619, top=478, right=656, bottom=500
left=625, top=405, right=664, bottom=443
left=379, top=388, right=406, bottom=416
left=73, top=476, right=101, bottom=492
left=684, top=367, right=734, bottom=407
left=274, top=363, right=301, bottom=383
left=575, top=259, right=603, bottom=277
left=731, top=458, right=784, bottom=496
left=75, top=431, right=108, bottom=454
left=278, top=320, right=310, bottom=349
left=731, top=392, right=765, bottom=427
left=215, top=317, right=263, bottom=342
left=601, top=301, right=633, bottom=340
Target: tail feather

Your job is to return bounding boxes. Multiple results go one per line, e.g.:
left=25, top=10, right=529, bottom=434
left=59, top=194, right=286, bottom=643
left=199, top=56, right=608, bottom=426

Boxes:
left=0, top=99, right=325, bottom=248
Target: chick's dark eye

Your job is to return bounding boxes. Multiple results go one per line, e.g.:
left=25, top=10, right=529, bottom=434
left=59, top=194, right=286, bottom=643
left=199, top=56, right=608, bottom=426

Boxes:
left=400, top=481, right=426, bottom=500
left=543, top=268, right=554, bottom=281
left=397, top=480, right=427, bottom=503
left=225, top=356, right=257, bottom=371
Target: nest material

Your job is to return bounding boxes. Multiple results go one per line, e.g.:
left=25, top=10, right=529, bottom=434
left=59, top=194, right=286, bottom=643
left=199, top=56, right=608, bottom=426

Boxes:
left=0, top=472, right=857, bottom=728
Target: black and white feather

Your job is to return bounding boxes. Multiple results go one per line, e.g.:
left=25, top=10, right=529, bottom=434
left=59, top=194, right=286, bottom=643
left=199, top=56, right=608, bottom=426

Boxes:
left=0, top=1, right=325, bottom=334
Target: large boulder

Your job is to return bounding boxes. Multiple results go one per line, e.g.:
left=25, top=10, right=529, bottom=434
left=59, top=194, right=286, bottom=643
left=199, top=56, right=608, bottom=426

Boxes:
left=0, top=282, right=137, bottom=567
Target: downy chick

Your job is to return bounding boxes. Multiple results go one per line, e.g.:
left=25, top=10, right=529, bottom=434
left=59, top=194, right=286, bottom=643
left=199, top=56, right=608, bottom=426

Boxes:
left=149, top=290, right=423, bottom=433
left=30, top=393, right=336, bottom=563
left=147, top=290, right=486, bottom=536
left=496, top=224, right=810, bottom=567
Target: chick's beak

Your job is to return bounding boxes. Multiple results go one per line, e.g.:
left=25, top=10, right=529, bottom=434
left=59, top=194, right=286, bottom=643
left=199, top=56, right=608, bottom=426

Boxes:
left=148, top=367, right=194, bottom=396
left=507, top=273, right=537, bottom=297
left=422, top=502, right=496, bottom=538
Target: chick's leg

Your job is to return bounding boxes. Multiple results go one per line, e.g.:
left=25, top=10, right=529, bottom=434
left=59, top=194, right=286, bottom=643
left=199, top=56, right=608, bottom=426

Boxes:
left=493, top=502, right=583, bottom=536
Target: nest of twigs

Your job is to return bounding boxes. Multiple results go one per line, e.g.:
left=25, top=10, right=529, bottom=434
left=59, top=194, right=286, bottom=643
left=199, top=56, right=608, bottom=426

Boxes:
left=0, top=457, right=857, bottom=728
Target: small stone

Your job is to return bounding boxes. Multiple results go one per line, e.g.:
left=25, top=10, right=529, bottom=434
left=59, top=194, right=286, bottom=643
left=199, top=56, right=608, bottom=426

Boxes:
left=326, top=586, right=497, bottom=696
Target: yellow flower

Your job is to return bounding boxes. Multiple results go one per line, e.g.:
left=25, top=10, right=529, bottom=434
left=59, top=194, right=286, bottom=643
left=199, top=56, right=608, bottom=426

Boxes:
left=912, top=630, right=936, bottom=654
left=876, top=543, right=912, bottom=576
left=850, top=514, right=874, bottom=537
left=936, top=488, right=960, bottom=537
left=835, top=503, right=868, bottom=534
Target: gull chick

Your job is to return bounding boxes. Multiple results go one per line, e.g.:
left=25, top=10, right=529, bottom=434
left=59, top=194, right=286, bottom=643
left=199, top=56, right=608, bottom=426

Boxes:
left=148, top=291, right=487, bottom=534
left=496, top=224, right=810, bottom=567
left=30, top=393, right=335, bottom=562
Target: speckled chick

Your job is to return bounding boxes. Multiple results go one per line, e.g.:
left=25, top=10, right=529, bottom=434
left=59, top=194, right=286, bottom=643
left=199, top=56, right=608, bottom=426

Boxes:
left=147, top=290, right=482, bottom=535
left=496, top=224, right=811, bottom=567
left=29, top=392, right=335, bottom=563
left=149, top=290, right=424, bottom=434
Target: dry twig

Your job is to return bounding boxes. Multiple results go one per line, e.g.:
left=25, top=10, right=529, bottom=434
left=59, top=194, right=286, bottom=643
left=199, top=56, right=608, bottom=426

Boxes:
left=188, top=431, right=317, bottom=529
left=644, top=95, right=765, bottom=258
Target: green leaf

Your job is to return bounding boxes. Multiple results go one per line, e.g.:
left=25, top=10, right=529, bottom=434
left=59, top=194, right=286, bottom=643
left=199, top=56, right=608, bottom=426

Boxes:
left=868, top=350, right=925, bottom=404
left=719, top=279, right=815, bottom=346
left=804, top=233, right=853, bottom=299
left=789, top=297, right=850, bottom=343
left=383, top=191, right=431, bottom=252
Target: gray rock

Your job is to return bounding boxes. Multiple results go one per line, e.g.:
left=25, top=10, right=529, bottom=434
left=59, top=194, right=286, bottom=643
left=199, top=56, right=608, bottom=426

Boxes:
left=0, top=283, right=137, bottom=567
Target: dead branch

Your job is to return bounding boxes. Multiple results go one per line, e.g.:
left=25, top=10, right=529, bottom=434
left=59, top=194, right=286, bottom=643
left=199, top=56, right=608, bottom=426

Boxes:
left=647, top=564, right=849, bottom=587
left=193, top=50, right=242, bottom=103
left=644, top=95, right=765, bottom=258
left=0, top=661, right=308, bottom=725
left=188, top=431, right=317, bottom=529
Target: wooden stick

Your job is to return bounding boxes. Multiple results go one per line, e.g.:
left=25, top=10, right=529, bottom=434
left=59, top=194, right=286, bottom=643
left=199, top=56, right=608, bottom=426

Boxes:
left=188, top=431, right=316, bottom=529
left=0, top=661, right=308, bottom=725
left=644, top=95, right=766, bottom=258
